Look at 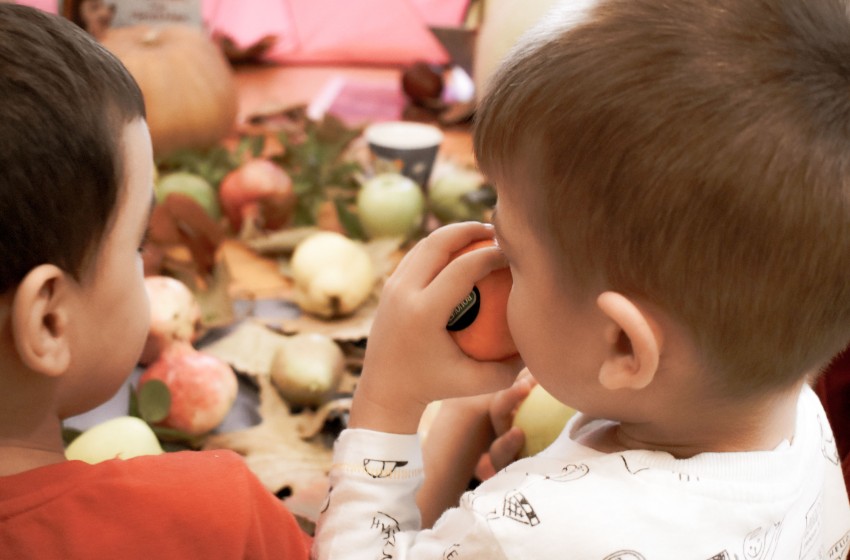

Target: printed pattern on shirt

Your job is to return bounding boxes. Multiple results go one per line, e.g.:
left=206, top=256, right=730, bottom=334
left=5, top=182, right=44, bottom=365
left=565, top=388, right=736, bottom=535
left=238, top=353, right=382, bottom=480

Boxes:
left=800, top=496, right=822, bottom=560
left=369, top=512, right=400, bottom=560
left=827, top=530, right=850, bottom=560
left=742, top=522, right=782, bottom=560
left=363, top=459, right=410, bottom=479
left=602, top=551, right=646, bottom=560
left=620, top=455, right=649, bottom=475
left=502, top=491, right=540, bottom=526
left=443, top=543, right=461, bottom=559
left=545, top=463, right=590, bottom=482
left=819, top=414, right=841, bottom=466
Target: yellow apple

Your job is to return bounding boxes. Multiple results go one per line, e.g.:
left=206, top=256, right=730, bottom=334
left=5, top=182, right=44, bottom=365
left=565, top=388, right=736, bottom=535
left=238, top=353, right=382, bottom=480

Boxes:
left=512, top=384, right=576, bottom=458
left=271, top=333, right=346, bottom=407
left=65, top=416, right=164, bottom=464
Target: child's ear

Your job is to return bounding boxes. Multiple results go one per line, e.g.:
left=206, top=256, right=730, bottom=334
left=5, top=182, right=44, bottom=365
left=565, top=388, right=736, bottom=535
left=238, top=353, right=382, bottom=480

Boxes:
left=595, top=291, right=663, bottom=391
left=11, top=265, right=72, bottom=378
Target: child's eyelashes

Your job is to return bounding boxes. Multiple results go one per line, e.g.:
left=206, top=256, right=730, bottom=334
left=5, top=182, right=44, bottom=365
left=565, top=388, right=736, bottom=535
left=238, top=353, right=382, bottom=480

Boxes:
left=138, top=227, right=151, bottom=253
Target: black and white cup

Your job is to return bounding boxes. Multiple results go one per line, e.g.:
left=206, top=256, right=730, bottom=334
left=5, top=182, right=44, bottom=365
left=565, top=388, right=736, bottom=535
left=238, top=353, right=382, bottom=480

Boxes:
left=365, top=121, right=444, bottom=191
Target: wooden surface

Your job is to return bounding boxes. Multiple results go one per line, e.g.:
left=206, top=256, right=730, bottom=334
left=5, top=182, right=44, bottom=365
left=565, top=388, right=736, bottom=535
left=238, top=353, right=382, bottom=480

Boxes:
left=233, top=63, right=475, bottom=166
left=233, top=63, right=401, bottom=121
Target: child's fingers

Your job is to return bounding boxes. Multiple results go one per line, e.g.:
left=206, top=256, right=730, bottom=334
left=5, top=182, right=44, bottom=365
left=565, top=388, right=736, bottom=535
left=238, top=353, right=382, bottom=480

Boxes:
left=450, top=359, right=522, bottom=402
left=489, top=426, right=525, bottom=472
left=422, top=245, right=509, bottom=319
left=490, top=374, right=534, bottom=436
left=474, top=453, right=497, bottom=482
left=391, top=222, right=496, bottom=289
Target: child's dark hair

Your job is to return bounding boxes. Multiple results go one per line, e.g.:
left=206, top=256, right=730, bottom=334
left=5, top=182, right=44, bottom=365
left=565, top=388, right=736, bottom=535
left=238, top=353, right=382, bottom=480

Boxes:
left=475, top=0, right=850, bottom=395
left=0, top=4, right=145, bottom=293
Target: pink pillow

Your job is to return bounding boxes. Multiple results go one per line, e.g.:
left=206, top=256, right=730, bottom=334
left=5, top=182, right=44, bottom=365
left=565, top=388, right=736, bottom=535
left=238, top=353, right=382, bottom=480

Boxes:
left=203, top=0, right=449, bottom=66
left=11, top=0, right=58, bottom=14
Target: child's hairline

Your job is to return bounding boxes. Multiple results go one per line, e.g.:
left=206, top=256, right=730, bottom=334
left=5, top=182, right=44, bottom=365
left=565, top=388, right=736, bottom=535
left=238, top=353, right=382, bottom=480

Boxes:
left=77, top=112, right=144, bottom=280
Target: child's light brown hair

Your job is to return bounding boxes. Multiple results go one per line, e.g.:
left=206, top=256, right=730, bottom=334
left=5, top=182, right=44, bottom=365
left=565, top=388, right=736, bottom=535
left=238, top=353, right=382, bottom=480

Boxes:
left=475, top=0, right=850, bottom=396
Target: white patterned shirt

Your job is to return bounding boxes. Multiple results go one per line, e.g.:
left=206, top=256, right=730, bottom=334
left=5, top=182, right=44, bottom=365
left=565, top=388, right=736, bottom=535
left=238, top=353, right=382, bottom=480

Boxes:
left=314, top=386, right=850, bottom=560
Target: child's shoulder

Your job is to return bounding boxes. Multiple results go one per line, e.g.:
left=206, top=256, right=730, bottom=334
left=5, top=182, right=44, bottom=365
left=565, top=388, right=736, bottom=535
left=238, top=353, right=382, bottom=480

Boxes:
left=454, top=392, right=843, bottom=557
left=96, top=449, right=265, bottom=504
left=7, top=449, right=284, bottom=531
left=468, top=387, right=835, bottom=522
left=1, top=450, right=310, bottom=559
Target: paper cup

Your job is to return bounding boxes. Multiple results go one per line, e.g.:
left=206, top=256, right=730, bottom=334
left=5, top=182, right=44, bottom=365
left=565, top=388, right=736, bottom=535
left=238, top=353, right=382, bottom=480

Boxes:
left=365, top=121, right=444, bottom=191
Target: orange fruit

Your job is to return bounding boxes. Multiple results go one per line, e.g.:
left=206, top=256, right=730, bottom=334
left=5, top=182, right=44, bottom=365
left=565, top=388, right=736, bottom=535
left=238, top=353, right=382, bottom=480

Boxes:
left=446, top=239, right=518, bottom=361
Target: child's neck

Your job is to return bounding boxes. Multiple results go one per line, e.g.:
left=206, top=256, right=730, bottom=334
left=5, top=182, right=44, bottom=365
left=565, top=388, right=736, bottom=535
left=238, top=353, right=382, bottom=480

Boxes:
left=0, top=396, right=66, bottom=477
left=0, top=440, right=66, bottom=477
left=580, top=381, right=804, bottom=458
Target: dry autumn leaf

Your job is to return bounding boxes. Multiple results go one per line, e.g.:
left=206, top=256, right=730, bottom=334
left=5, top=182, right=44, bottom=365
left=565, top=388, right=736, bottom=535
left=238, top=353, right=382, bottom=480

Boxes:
left=271, top=297, right=378, bottom=341
left=143, top=193, right=225, bottom=280
left=193, top=257, right=239, bottom=330
left=219, top=238, right=293, bottom=300
left=202, top=320, right=288, bottom=377
left=203, top=376, right=337, bottom=523
left=201, top=320, right=361, bottom=390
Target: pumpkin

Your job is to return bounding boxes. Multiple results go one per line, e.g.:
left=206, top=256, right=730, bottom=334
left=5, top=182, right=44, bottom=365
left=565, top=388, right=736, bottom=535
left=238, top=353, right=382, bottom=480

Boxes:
left=101, top=25, right=239, bottom=158
left=473, top=0, right=561, bottom=97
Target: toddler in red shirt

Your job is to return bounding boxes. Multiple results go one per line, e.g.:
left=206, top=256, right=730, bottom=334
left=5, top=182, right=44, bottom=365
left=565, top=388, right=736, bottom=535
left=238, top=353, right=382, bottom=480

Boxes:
left=0, top=5, right=310, bottom=558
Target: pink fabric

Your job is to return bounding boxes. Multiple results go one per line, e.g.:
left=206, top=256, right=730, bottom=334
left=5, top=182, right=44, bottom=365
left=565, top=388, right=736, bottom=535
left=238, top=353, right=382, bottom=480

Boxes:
left=410, top=0, right=470, bottom=27
left=202, top=0, right=449, bottom=65
left=12, top=0, right=57, bottom=14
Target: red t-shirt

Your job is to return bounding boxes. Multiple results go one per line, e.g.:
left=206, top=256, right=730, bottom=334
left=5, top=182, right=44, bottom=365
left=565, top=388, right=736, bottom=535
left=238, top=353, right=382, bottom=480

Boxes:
left=0, top=449, right=312, bottom=559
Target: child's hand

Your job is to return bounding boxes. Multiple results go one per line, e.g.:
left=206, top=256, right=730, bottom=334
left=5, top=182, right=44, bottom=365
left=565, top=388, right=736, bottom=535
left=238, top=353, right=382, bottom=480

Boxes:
left=417, top=371, right=534, bottom=527
left=476, top=370, right=535, bottom=479
left=349, top=222, right=524, bottom=434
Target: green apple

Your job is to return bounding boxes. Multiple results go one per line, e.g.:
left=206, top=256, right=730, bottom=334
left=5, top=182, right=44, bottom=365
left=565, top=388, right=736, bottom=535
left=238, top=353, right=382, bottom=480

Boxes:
left=356, top=173, right=425, bottom=240
left=512, top=384, right=576, bottom=457
left=156, top=171, right=221, bottom=220
left=270, top=333, right=346, bottom=407
left=65, top=416, right=164, bottom=464
left=429, top=166, right=487, bottom=224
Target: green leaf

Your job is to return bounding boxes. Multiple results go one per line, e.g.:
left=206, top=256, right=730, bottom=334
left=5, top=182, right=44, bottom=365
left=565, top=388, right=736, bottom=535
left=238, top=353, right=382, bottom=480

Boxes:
left=62, top=426, right=82, bottom=446
left=267, top=115, right=364, bottom=228
left=291, top=179, right=315, bottom=196
left=334, top=198, right=366, bottom=240
left=293, top=202, right=317, bottom=227
left=151, top=425, right=206, bottom=449
left=234, top=134, right=266, bottom=162
left=128, top=382, right=140, bottom=418
left=137, top=380, right=172, bottom=424
left=155, top=145, right=240, bottom=189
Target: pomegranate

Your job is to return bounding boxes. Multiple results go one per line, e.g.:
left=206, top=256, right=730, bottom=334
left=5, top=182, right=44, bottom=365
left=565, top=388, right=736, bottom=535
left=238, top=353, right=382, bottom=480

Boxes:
left=139, top=276, right=202, bottom=366
left=218, top=158, right=296, bottom=233
left=138, top=342, right=238, bottom=436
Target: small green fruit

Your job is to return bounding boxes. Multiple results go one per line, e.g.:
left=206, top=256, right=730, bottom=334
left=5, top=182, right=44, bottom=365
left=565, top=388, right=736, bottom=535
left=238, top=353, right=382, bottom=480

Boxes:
left=65, top=416, right=164, bottom=464
left=357, top=173, right=425, bottom=240
left=156, top=171, right=221, bottom=220
left=428, top=166, right=486, bottom=224
left=512, top=384, right=576, bottom=457
left=270, top=333, right=346, bottom=407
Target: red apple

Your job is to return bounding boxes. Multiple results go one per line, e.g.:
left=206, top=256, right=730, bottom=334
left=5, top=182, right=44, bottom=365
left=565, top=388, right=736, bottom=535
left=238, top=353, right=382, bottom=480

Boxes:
left=138, top=342, right=238, bottom=436
left=219, top=159, right=295, bottom=233
left=139, top=276, right=201, bottom=366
